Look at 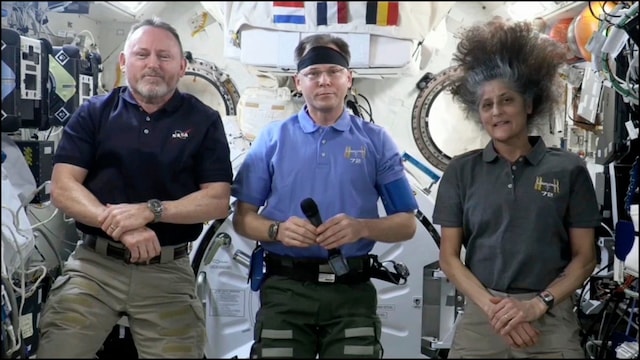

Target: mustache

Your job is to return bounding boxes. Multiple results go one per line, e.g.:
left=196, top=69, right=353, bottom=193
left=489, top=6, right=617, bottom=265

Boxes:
left=143, top=71, right=163, bottom=78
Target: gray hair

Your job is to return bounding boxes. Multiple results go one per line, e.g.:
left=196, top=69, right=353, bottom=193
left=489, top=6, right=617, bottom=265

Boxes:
left=448, top=20, right=566, bottom=126
left=123, top=17, right=184, bottom=56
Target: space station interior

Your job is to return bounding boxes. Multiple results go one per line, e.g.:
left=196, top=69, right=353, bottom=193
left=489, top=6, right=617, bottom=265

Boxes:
left=1, top=1, right=638, bottom=359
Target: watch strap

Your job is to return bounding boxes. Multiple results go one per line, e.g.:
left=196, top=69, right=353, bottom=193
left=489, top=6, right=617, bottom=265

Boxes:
left=268, top=221, right=280, bottom=241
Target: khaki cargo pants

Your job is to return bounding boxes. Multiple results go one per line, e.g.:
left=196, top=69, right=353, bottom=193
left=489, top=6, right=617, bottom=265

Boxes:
left=449, top=289, right=585, bottom=358
left=36, top=242, right=205, bottom=358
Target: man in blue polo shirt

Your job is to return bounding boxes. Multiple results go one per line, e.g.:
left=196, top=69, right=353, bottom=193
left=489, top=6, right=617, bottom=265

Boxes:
left=231, top=34, right=418, bottom=358
left=36, top=18, right=232, bottom=358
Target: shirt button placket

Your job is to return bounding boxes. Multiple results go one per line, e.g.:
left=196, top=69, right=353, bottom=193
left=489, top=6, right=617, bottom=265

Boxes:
left=144, top=116, right=151, bottom=135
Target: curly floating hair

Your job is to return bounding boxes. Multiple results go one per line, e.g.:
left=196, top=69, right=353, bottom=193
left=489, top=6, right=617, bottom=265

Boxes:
left=448, top=19, right=568, bottom=125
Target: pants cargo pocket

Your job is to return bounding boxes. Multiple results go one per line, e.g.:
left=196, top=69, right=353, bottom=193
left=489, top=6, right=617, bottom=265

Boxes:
left=189, top=297, right=206, bottom=353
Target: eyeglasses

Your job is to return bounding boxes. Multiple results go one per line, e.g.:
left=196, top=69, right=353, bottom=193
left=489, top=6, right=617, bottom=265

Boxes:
left=299, top=67, right=347, bottom=81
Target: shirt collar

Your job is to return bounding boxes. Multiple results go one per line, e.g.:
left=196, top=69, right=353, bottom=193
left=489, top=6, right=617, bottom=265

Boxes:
left=482, top=136, right=546, bottom=165
left=120, top=87, right=183, bottom=113
left=298, top=105, right=351, bottom=133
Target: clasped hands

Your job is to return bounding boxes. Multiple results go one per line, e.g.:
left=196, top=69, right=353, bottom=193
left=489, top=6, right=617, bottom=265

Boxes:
left=98, top=203, right=161, bottom=264
left=274, top=213, right=363, bottom=249
left=485, top=295, right=547, bottom=349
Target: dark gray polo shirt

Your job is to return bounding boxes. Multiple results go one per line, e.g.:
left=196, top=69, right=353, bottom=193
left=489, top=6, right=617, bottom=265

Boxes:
left=433, top=136, right=601, bottom=293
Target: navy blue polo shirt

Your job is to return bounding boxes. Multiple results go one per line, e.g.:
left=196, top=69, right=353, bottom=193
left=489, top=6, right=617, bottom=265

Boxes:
left=54, top=87, right=233, bottom=246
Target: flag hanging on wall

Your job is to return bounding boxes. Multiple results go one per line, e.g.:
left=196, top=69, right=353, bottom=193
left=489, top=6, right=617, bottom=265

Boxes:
left=272, top=1, right=306, bottom=24
left=365, top=1, right=399, bottom=26
left=317, top=2, right=349, bottom=26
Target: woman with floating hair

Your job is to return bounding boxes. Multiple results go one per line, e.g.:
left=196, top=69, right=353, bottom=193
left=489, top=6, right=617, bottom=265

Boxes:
left=432, top=19, right=601, bottom=358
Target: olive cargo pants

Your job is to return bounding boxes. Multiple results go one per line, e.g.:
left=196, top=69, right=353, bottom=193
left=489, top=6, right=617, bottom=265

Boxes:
left=250, top=275, right=383, bottom=358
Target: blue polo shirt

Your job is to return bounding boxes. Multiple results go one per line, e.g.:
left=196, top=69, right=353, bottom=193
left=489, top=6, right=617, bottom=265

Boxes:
left=231, top=106, right=417, bottom=259
left=54, top=87, right=233, bottom=246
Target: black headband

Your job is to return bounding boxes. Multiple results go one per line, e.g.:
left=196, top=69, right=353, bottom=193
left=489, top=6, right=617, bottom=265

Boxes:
left=297, top=46, right=349, bottom=72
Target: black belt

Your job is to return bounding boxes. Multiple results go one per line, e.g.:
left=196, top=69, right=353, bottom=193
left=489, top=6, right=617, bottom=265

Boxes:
left=265, top=254, right=371, bottom=284
left=81, top=234, right=188, bottom=264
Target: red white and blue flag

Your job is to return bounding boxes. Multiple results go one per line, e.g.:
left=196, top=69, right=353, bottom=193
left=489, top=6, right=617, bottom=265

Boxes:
left=272, top=1, right=306, bottom=24
left=317, top=2, right=348, bottom=26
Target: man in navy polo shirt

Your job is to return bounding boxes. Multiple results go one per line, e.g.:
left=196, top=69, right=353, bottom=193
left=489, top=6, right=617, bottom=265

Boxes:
left=231, top=34, right=418, bottom=358
left=37, top=17, right=232, bottom=358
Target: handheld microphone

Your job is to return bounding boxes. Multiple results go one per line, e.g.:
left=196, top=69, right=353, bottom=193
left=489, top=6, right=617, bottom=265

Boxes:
left=300, top=198, right=350, bottom=276
left=300, top=197, right=323, bottom=227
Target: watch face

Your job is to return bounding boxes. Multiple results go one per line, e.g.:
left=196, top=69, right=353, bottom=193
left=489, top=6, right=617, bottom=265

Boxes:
left=151, top=200, right=162, bottom=211
left=148, top=199, right=163, bottom=223
left=149, top=199, right=162, bottom=212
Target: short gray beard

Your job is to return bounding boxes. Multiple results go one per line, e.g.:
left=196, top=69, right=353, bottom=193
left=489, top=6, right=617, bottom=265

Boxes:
left=134, top=82, right=170, bottom=104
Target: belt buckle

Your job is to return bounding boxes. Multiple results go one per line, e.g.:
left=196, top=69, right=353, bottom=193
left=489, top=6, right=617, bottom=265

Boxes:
left=318, top=264, right=335, bottom=283
left=318, top=273, right=336, bottom=283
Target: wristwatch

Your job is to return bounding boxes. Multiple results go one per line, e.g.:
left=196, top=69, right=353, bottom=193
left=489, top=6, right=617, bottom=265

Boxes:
left=147, top=199, right=163, bottom=223
left=536, top=290, right=555, bottom=311
left=268, top=221, right=280, bottom=241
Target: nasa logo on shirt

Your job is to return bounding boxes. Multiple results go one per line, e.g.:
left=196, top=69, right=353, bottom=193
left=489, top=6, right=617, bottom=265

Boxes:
left=172, top=129, right=191, bottom=140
